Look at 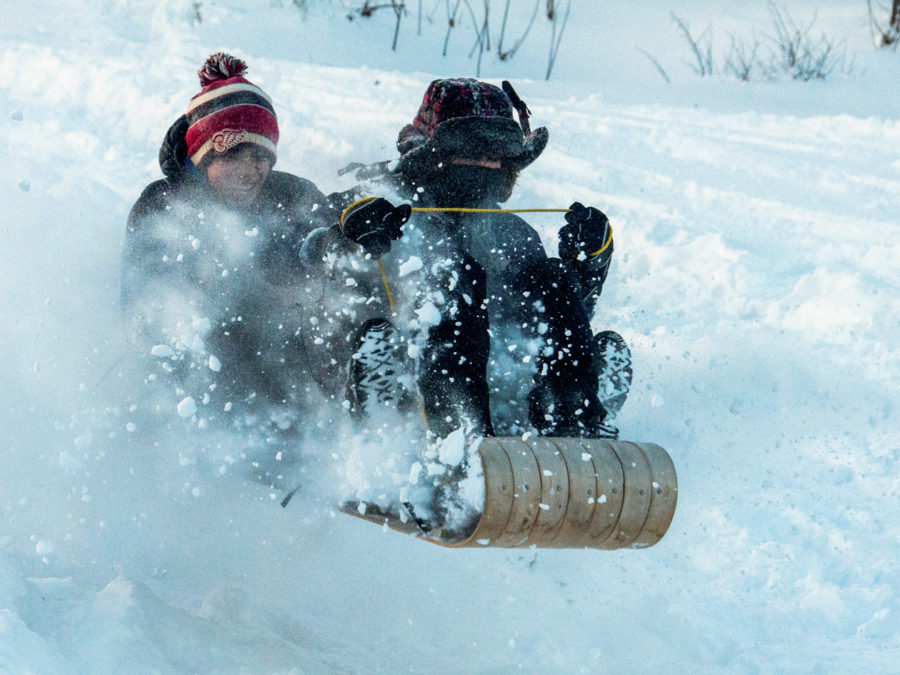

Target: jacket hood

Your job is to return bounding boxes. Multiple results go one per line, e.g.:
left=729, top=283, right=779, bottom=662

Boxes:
left=159, top=115, right=195, bottom=182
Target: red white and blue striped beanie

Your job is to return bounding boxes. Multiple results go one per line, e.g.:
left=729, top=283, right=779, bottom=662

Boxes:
left=185, top=53, right=279, bottom=168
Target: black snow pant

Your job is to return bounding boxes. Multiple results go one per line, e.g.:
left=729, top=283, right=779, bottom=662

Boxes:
left=520, top=258, right=607, bottom=436
left=417, top=253, right=494, bottom=439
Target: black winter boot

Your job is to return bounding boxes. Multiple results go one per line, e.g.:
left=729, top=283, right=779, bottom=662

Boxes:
left=595, top=330, right=632, bottom=419
left=347, top=318, right=416, bottom=419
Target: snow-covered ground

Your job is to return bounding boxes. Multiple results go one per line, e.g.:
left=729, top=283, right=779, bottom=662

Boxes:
left=2, top=1, right=899, bottom=672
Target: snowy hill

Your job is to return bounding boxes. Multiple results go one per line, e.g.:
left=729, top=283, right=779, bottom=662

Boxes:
left=2, top=1, right=899, bottom=672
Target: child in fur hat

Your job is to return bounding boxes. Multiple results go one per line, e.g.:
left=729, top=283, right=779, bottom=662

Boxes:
left=339, top=78, right=621, bottom=438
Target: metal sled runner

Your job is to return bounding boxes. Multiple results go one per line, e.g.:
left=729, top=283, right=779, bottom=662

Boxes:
left=342, top=436, right=677, bottom=550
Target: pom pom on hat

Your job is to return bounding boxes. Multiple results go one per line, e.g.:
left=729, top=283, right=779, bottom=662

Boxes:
left=198, top=52, right=248, bottom=86
left=185, top=53, right=279, bottom=168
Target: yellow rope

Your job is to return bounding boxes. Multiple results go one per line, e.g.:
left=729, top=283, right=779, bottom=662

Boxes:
left=414, top=206, right=612, bottom=256
left=342, top=200, right=571, bottom=227
left=344, top=202, right=612, bottom=297
left=413, top=205, right=615, bottom=256
left=411, top=207, right=571, bottom=214
left=377, top=259, right=397, bottom=313
left=413, top=206, right=613, bottom=257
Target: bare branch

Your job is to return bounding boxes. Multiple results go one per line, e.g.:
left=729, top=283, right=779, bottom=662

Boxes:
left=635, top=46, right=671, bottom=83
left=763, top=2, right=842, bottom=80
left=391, top=1, right=406, bottom=51
left=442, top=0, right=462, bottom=56
left=546, top=0, right=571, bottom=79
left=498, top=0, right=540, bottom=61
left=723, top=33, right=759, bottom=81
left=868, top=0, right=900, bottom=47
left=672, top=13, right=713, bottom=76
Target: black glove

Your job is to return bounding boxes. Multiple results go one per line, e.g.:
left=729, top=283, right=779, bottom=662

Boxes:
left=341, top=197, right=411, bottom=258
left=558, top=201, right=612, bottom=264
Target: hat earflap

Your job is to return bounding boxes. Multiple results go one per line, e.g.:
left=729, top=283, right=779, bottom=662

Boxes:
left=397, top=123, right=428, bottom=156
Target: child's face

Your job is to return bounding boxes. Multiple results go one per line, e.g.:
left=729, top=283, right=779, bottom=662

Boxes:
left=205, top=145, right=273, bottom=208
left=428, top=156, right=515, bottom=207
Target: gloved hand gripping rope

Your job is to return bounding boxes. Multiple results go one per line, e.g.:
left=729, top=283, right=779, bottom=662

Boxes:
left=340, top=197, right=613, bottom=312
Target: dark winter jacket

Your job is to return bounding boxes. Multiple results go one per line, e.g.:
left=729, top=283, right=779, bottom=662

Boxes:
left=417, top=209, right=546, bottom=321
left=378, top=167, right=609, bottom=435
left=121, top=119, right=342, bottom=408
left=384, top=164, right=610, bottom=319
left=382, top=170, right=546, bottom=324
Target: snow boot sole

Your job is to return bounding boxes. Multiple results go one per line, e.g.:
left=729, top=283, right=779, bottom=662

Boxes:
left=595, top=330, right=632, bottom=419
left=347, top=318, right=414, bottom=418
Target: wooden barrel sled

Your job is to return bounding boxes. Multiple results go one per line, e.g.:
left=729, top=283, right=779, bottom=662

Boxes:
left=342, top=436, right=677, bottom=550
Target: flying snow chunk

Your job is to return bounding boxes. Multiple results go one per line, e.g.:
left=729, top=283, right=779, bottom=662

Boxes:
left=438, top=427, right=466, bottom=466
left=208, top=355, right=222, bottom=372
left=177, top=396, right=197, bottom=418
left=35, top=540, right=54, bottom=556
left=415, top=301, right=441, bottom=327
left=398, top=256, right=423, bottom=277
left=151, top=344, right=174, bottom=358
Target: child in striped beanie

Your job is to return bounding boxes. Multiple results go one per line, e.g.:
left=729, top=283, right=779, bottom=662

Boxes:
left=185, top=52, right=279, bottom=169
